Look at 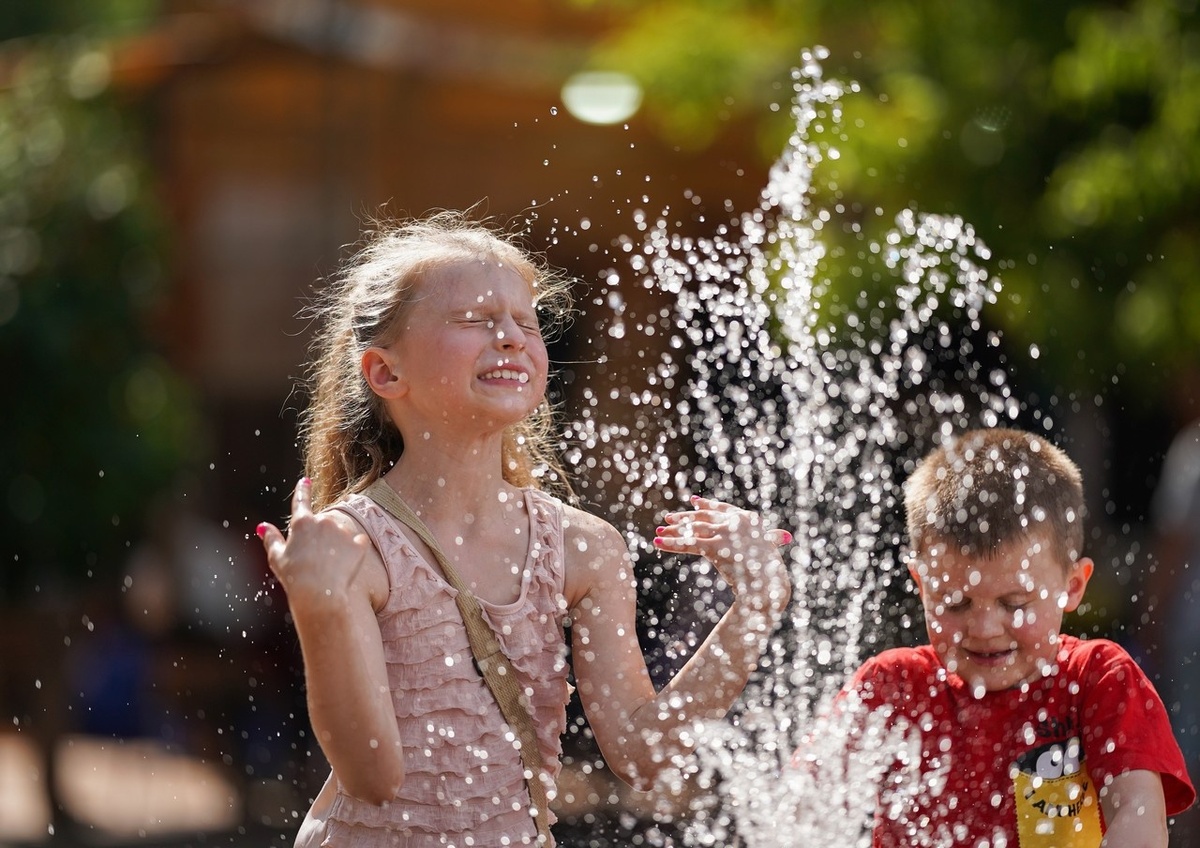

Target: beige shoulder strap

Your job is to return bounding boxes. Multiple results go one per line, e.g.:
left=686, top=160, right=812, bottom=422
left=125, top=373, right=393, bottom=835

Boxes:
left=363, top=479, right=553, bottom=844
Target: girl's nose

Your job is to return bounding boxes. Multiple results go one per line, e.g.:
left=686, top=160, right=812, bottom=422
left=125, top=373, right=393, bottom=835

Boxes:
left=495, top=316, right=528, bottom=350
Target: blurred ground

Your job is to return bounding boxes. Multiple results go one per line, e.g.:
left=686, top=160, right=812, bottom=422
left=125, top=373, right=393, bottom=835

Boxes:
left=0, top=732, right=687, bottom=848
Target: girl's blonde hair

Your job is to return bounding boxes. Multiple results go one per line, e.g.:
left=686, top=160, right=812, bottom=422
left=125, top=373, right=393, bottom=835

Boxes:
left=300, top=211, right=574, bottom=511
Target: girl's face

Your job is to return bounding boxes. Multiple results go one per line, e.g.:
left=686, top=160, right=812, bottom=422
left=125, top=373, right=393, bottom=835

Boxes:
left=384, top=260, right=549, bottom=433
left=908, top=533, right=1093, bottom=694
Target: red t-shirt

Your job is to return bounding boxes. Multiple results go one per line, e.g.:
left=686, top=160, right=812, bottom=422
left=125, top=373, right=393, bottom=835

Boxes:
left=830, top=635, right=1195, bottom=847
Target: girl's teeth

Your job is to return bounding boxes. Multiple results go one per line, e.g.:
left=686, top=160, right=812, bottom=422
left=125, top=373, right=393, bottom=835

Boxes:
left=485, top=369, right=529, bottom=383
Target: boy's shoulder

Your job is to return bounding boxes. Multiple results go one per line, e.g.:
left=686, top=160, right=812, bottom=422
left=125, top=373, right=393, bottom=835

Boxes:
left=847, top=637, right=1146, bottom=707
left=1052, top=633, right=1145, bottom=677
left=1053, top=633, right=1121, bottom=656
left=856, top=636, right=1138, bottom=674
left=846, top=644, right=944, bottom=705
left=856, top=644, right=942, bottom=676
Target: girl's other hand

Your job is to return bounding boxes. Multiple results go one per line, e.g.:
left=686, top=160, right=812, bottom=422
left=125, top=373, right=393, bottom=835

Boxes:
left=653, top=496, right=792, bottom=610
left=256, top=478, right=371, bottom=610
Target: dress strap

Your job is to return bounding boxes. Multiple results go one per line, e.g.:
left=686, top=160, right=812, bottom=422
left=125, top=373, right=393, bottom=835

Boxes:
left=363, top=479, right=553, bottom=844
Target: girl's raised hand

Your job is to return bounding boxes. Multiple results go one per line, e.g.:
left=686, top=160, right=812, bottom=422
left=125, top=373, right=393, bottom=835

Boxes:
left=653, top=496, right=793, bottom=610
left=256, top=478, right=372, bottom=609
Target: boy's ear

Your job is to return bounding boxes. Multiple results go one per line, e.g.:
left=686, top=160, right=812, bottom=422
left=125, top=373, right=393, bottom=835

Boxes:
left=362, top=346, right=407, bottom=399
left=1062, top=557, right=1094, bottom=613
left=907, top=560, right=926, bottom=598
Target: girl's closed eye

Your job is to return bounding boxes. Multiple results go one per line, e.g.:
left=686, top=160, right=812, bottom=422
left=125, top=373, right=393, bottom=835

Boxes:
left=457, top=312, right=494, bottom=327
left=457, top=310, right=539, bottom=333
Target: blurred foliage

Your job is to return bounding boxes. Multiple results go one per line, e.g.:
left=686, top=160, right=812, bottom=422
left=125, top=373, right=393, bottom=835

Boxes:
left=574, top=0, right=1200, bottom=401
left=0, top=0, right=161, bottom=42
left=0, top=30, right=202, bottom=601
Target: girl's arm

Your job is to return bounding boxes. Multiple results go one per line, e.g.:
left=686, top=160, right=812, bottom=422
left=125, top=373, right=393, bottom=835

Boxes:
left=1099, top=770, right=1169, bottom=848
left=257, top=479, right=404, bottom=804
left=563, top=497, right=791, bottom=792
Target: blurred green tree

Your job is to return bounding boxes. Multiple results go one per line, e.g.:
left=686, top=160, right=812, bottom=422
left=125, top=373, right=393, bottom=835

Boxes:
left=0, top=0, right=160, bottom=42
left=573, top=0, right=1200, bottom=403
left=0, top=2, right=201, bottom=601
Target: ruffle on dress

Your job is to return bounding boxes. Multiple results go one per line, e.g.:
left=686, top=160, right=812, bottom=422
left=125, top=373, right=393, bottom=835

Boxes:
left=308, top=488, right=572, bottom=848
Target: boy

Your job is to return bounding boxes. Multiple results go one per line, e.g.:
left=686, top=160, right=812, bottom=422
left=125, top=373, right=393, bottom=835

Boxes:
left=824, top=427, right=1194, bottom=846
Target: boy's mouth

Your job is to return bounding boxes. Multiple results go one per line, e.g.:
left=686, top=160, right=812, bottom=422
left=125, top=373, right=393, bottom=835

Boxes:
left=963, top=647, right=1015, bottom=666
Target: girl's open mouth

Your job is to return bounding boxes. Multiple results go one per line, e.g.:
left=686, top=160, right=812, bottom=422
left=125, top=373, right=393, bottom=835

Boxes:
left=481, top=368, right=529, bottom=383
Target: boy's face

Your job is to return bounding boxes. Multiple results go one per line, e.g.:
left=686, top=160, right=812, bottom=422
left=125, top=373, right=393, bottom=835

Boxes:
left=908, top=533, right=1093, bottom=694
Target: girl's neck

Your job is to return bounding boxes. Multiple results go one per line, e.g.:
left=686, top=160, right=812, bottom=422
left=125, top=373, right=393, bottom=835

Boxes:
left=382, top=439, right=517, bottom=518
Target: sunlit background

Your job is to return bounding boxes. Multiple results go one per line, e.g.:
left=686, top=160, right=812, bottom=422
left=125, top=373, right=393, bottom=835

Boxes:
left=2, top=1, right=1198, bottom=846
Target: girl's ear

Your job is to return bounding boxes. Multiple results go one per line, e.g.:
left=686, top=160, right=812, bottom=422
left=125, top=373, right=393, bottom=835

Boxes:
left=362, top=346, right=406, bottom=399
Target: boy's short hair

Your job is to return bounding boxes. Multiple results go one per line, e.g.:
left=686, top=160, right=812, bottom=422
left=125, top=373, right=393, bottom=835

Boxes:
left=903, top=427, right=1085, bottom=564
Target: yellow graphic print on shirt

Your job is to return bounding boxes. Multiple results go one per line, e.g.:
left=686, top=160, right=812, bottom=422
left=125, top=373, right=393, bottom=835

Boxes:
left=1012, top=737, right=1102, bottom=847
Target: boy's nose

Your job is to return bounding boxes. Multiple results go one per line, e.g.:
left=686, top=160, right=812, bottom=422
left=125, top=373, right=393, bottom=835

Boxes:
left=969, top=605, right=1008, bottom=638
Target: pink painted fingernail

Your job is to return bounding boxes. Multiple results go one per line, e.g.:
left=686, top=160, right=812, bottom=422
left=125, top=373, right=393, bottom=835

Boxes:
left=301, top=477, right=311, bottom=486
left=656, top=526, right=667, bottom=534
left=780, top=530, right=794, bottom=544
left=255, top=523, right=268, bottom=539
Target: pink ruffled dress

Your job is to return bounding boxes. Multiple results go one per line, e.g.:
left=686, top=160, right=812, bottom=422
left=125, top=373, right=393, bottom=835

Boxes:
left=294, top=488, right=573, bottom=847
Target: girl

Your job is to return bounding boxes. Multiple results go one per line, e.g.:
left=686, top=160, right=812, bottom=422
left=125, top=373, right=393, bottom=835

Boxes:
left=256, top=212, right=793, bottom=847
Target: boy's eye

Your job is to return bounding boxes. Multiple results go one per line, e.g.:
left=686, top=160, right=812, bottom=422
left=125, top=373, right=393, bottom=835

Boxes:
left=941, top=598, right=969, bottom=613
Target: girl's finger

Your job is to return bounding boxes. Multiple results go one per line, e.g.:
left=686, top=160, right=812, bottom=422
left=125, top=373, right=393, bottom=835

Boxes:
left=256, top=521, right=287, bottom=563
left=653, top=535, right=701, bottom=553
left=764, top=528, right=794, bottom=547
left=664, top=508, right=723, bottom=525
left=291, top=477, right=313, bottom=520
left=658, top=518, right=715, bottom=537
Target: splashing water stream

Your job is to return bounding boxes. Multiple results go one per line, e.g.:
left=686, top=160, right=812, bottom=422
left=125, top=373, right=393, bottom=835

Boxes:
left=564, top=48, right=1015, bottom=845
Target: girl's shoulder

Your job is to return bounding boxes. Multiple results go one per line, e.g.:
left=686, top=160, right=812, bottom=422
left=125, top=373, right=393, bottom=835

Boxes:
left=313, top=492, right=393, bottom=609
left=326, top=489, right=375, bottom=520
left=555, top=501, right=632, bottom=604
left=556, top=500, right=627, bottom=551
